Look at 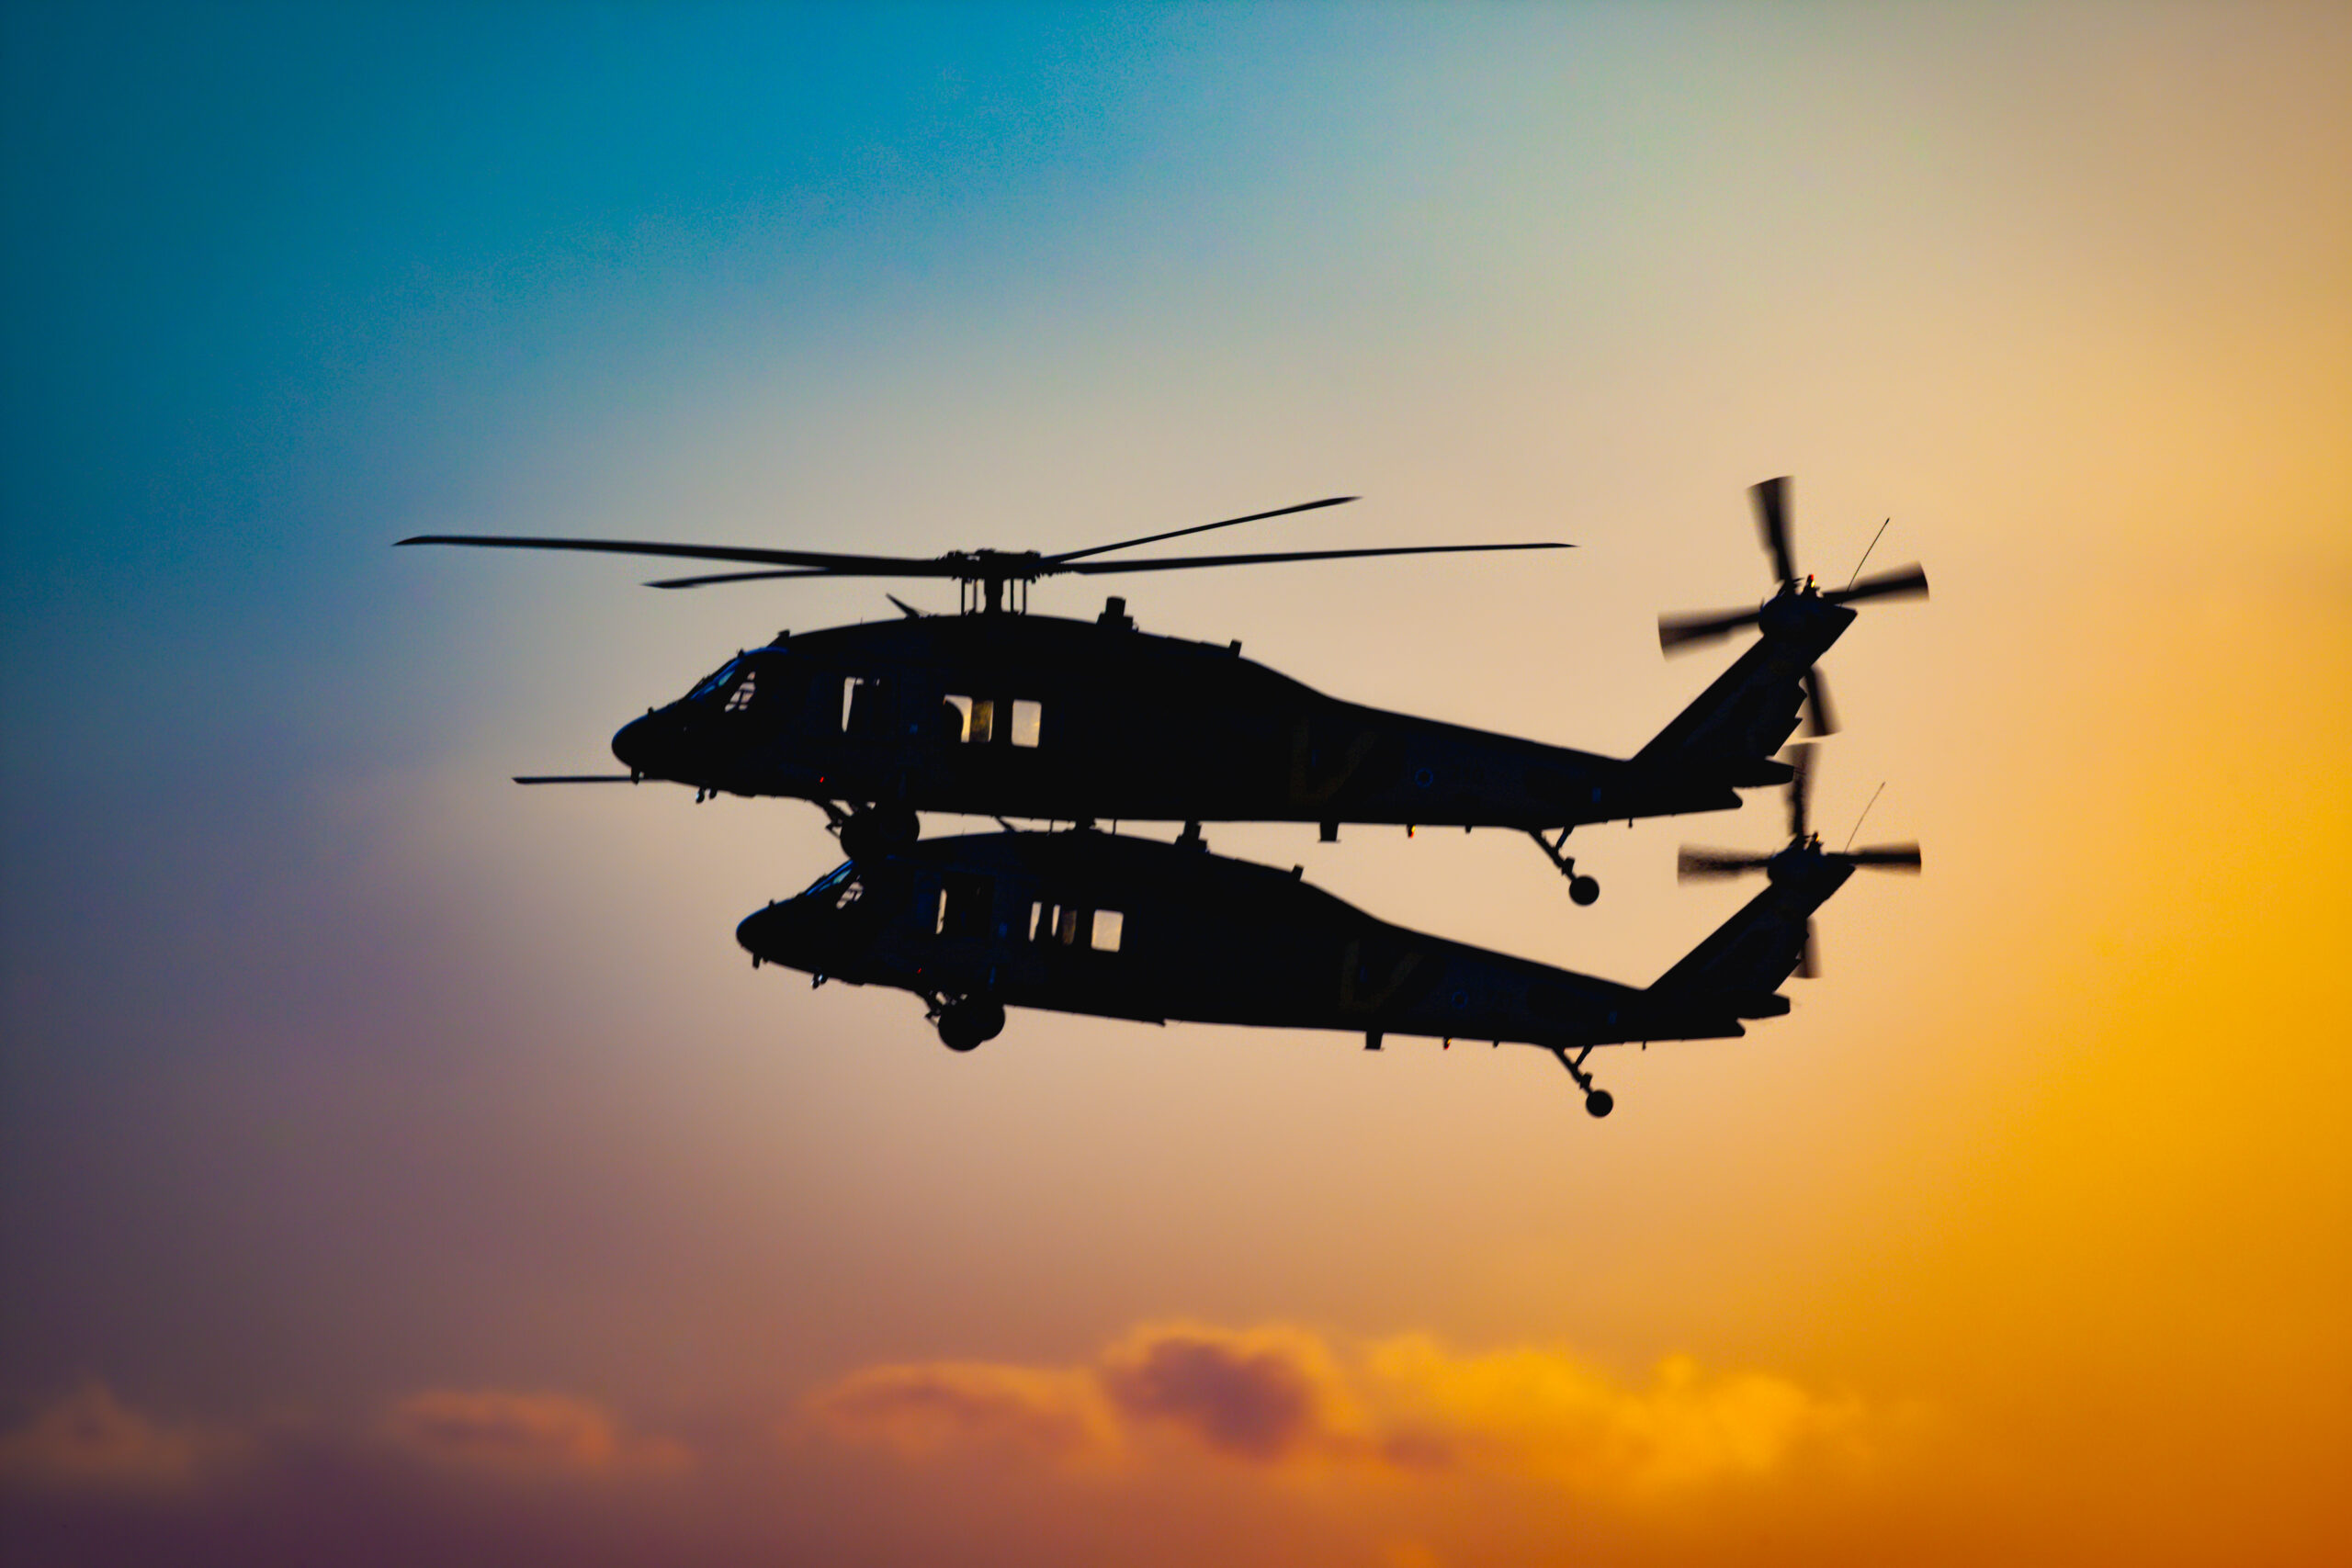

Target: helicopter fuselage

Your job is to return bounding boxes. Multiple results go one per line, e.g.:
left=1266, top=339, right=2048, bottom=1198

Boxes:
left=735, top=829, right=1854, bottom=1055
left=611, top=605, right=1779, bottom=831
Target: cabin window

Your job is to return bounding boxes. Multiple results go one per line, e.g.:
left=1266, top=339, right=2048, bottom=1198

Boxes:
left=724, top=671, right=757, bottom=712
left=842, top=676, right=891, bottom=738
left=1030, top=901, right=1116, bottom=951
left=942, top=694, right=1036, bottom=745
left=1030, top=901, right=1081, bottom=945
left=938, top=872, right=992, bottom=939
left=944, top=694, right=996, bottom=744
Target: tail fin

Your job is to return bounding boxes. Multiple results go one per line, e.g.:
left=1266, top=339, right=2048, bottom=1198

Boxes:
left=1633, top=597, right=1853, bottom=785
left=1646, top=854, right=1854, bottom=1022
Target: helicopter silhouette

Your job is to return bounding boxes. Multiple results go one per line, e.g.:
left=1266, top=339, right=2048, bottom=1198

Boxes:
left=400, top=480, right=1925, bottom=903
left=734, top=743, right=1914, bottom=1117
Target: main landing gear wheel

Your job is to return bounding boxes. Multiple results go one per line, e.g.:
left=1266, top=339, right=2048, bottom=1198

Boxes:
left=1583, top=1089, right=1614, bottom=1119
left=1568, top=874, right=1600, bottom=907
left=936, top=998, right=1005, bottom=1053
left=840, top=803, right=920, bottom=862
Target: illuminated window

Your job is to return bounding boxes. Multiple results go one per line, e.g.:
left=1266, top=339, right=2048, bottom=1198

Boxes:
left=1010, top=699, right=1042, bottom=748
left=1030, top=901, right=1114, bottom=950
left=725, top=671, right=757, bottom=712
left=942, top=694, right=1001, bottom=744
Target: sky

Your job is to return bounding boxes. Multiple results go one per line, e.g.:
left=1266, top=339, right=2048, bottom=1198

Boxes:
left=2, top=2, right=2346, bottom=1563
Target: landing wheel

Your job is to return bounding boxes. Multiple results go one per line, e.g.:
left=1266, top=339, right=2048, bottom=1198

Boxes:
left=1583, top=1089, right=1614, bottom=1119
left=1568, top=874, right=1600, bottom=907
left=936, top=998, right=1005, bottom=1053
left=841, top=804, right=920, bottom=862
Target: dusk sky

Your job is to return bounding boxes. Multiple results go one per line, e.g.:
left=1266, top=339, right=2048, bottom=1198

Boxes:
left=3, top=4, right=2346, bottom=1563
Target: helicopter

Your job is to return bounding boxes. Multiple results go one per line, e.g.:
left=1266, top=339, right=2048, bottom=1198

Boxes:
left=400, top=479, right=1926, bottom=903
left=733, top=737, right=1917, bottom=1117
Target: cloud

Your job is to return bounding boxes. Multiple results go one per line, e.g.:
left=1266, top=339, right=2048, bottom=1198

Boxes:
left=0, top=1382, right=232, bottom=1493
left=1361, top=1338, right=1867, bottom=1493
left=805, top=1322, right=1870, bottom=1495
left=379, top=1388, right=689, bottom=1477
left=1098, top=1323, right=1341, bottom=1461
left=805, top=1361, right=1114, bottom=1461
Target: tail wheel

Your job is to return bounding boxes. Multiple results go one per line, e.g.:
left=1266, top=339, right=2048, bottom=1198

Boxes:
left=1584, top=1089, right=1614, bottom=1119
left=1568, top=874, right=1600, bottom=906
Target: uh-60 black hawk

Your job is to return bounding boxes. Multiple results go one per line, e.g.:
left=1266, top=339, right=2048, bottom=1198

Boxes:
left=733, top=739, right=1921, bottom=1117
left=400, top=478, right=1926, bottom=902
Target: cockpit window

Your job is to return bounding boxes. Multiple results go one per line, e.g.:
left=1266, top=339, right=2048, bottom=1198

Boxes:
left=724, top=670, right=758, bottom=712
left=798, top=862, right=856, bottom=900
left=689, top=658, right=746, bottom=702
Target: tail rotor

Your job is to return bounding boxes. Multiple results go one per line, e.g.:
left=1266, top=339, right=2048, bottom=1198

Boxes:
left=1676, top=742, right=1921, bottom=976
left=1658, top=478, right=1929, bottom=739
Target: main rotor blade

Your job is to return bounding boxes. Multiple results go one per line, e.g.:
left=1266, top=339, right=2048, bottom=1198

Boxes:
left=1752, top=477, right=1796, bottom=586
left=1786, top=742, right=1815, bottom=843
left=1658, top=605, right=1763, bottom=651
left=1843, top=842, right=1923, bottom=871
left=1679, top=848, right=1773, bottom=880
left=398, top=534, right=968, bottom=577
left=1824, top=562, right=1928, bottom=606
left=1801, top=664, right=1839, bottom=738
left=1063, top=541, right=1571, bottom=575
left=647, top=568, right=860, bottom=589
left=1046, top=496, right=1358, bottom=565
left=513, top=773, right=637, bottom=784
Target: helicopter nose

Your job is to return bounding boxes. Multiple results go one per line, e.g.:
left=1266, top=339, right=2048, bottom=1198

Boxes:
left=611, top=712, right=665, bottom=776
left=736, top=900, right=806, bottom=965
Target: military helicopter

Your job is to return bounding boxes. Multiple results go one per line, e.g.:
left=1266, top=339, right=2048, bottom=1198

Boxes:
left=734, top=739, right=1917, bottom=1116
left=401, top=479, right=1925, bottom=903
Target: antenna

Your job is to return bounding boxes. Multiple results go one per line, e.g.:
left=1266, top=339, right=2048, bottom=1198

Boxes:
left=1845, top=519, right=1891, bottom=591
left=1843, top=782, right=1888, bottom=852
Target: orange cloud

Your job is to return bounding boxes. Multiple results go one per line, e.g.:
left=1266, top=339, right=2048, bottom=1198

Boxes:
left=805, top=1322, right=1871, bottom=1496
left=0, top=1382, right=232, bottom=1493
left=379, top=1388, right=690, bottom=1477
